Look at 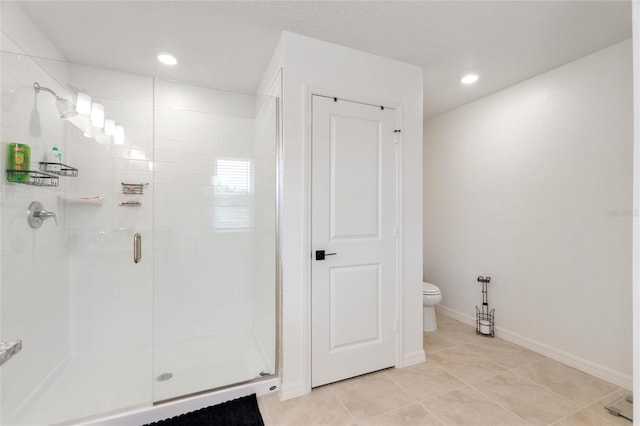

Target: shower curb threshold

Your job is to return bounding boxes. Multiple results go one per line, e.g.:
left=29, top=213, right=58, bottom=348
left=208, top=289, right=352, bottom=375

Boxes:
left=80, top=377, right=279, bottom=426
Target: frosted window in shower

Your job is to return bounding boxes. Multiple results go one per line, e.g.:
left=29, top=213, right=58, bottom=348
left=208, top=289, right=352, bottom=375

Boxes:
left=213, top=158, right=254, bottom=230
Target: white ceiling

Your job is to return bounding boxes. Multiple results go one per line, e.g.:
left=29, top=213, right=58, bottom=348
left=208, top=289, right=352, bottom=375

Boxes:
left=17, top=1, right=632, bottom=119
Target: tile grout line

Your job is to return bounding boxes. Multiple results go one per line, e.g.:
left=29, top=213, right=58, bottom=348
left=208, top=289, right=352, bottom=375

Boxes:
left=468, top=368, right=589, bottom=425
left=366, top=399, right=439, bottom=424
left=423, top=335, right=477, bottom=355
left=548, top=387, right=631, bottom=425
left=416, top=395, right=456, bottom=426
left=328, top=385, right=359, bottom=425
left=427, top=343, right=512, bottom=381
left=427, top=356, right=503, bottom=387
left=385, top=359, right=469, bottom=402
left=380, top=368, right=423, bottom=403
left=466, top=379, right=536, bottom=425
left=506, top=363, right=613, bottom=412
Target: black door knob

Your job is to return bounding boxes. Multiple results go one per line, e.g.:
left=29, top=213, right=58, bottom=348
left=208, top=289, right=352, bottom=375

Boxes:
left=315, top=250, right=337, bottom=261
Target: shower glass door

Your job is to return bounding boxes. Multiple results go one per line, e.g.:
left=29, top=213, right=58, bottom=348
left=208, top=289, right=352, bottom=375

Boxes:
left=152, top=79, right=277, bottom=401
left=0, top=52, right=277, bottom=424
left=0, top=52, right=154, bottom=425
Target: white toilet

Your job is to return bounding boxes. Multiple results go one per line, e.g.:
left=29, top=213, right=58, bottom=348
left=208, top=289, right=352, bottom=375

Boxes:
left=423, top=281, right=442, bottom=332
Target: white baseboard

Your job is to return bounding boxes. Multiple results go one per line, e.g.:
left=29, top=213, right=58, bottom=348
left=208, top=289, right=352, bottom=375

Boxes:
left=401, top=350, right=426, bottom=367
left=436, top=305, right=633, bottom=390
left=279, top=381, right=310, bottom=401
left=436, top=305, right=475, bottom=326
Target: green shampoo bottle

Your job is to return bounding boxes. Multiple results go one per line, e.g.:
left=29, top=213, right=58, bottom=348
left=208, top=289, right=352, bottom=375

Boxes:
left=7, top=143, right=31, bottom=183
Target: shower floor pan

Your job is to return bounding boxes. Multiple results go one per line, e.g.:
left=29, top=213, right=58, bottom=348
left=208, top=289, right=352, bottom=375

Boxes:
left=9, top=330, right=272, bottom=426
left=153, top=331, right=273, bottom=402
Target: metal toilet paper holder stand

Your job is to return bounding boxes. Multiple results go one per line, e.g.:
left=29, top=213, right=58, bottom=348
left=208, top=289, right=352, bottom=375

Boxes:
left=476, top=276, right=495, bottom=337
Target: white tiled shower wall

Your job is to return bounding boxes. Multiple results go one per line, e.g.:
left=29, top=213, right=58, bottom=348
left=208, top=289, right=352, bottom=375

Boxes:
left=153, top=79, right=270, bottom=345
left=0, top=51, right=70, bottom=420
left=64, top=65, right=155, bottom=359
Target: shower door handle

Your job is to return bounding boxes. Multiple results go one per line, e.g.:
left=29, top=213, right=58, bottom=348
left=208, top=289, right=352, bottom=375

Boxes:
left=133, top=233, right=142, bottom=263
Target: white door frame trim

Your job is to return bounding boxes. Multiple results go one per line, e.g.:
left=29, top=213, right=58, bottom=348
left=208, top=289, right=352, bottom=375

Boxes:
left=302, top=85, right=405, bottom=394
left=632, top=1, right=639, bottom=422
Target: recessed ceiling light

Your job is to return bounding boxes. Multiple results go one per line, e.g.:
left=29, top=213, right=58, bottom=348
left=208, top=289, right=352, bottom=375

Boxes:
left=157, top=53, right=178, bottom=66
left=461, top=74, right=479, bottom=85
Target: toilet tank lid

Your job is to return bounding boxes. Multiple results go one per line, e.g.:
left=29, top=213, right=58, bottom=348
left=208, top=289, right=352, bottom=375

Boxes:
left=423, top=282, right=440, bottom=294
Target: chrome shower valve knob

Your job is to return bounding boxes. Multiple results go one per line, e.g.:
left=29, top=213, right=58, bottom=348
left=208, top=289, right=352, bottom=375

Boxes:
left=27, top=201, right=57, bottom=228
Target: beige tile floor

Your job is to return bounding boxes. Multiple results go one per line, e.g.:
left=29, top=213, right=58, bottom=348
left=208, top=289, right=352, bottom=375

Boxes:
left=258, top=313, right=632, bottom=426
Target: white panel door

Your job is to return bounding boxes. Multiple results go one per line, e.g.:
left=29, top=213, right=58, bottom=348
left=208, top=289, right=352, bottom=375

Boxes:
left=311, top=95, right=397, bottom=387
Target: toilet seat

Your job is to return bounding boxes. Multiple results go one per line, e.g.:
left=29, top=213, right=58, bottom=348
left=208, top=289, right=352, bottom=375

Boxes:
left=423, top=282, right=441, bottom=295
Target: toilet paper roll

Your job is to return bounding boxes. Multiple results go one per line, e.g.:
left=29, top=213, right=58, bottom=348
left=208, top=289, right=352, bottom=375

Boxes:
left=479, top=320, right=491, bottom=335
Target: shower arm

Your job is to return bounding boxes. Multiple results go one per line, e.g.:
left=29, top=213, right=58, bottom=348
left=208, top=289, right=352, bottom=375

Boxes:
left=33, top=82, right=78, bottom=119
left=34, top=82, right=62, bottom=100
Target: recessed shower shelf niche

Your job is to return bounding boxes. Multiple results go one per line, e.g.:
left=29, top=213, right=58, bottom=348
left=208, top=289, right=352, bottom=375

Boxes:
left=39, top=162, right=78, bottom=177
left=6, top=170, right=59, bottom=187
left=122, top=182, right=148, bottom=195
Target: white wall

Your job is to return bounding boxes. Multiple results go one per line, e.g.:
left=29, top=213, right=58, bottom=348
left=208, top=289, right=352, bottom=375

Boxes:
left=631, top=1, right=639, bottom=421
left=259, top=32, right=424, bottom=399
left=0, top=1, right=65, bottom=60
left=424, top=40, right=633, bottom=388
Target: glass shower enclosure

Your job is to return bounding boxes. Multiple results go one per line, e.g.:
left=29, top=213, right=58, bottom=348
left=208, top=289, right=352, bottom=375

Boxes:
left=0, top=51, right=278, bottom=425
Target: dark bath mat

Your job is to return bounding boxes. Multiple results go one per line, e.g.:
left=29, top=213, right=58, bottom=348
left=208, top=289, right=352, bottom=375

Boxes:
left=143, top=394, right=264, bottom=426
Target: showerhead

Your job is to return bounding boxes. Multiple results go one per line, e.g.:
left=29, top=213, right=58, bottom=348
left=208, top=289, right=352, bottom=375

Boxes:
left=34, top=82, right=78, bottom=119
left=55, top=97, right=77, bottom=119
